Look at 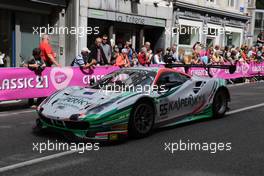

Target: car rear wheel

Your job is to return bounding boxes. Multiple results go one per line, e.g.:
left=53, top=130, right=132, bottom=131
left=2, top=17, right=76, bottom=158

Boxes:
left=212, top=90, right=228, bottom=118
left=128, top=101, right=154, bottom=138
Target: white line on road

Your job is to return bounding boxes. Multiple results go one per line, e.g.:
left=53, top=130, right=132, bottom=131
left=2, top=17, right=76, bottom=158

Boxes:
left=1, top=103, right=264, bottom=173
left=227, top=102, right=264, bottom=115
left=0, top=150, right=78, bottom=173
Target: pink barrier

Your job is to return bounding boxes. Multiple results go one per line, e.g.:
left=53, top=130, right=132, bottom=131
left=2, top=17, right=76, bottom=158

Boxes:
left=0, top=62, right=263, bottom=101
left=188, top=62, right=264, bottom=78
left=0, top=66, right=119, bottom=101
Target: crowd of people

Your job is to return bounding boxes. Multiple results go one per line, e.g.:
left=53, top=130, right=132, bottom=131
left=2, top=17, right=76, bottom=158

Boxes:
left=19, top=33, right=264, bottom=78
left=71, top=35, right=264, bottom=69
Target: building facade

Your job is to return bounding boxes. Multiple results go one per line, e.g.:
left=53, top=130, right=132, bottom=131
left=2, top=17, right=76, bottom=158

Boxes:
left=65, top=0, right=173, bottom=65
left=172, top=0, right=251, bottom=53
left=0, top=0, right=66, bottom=67
left=248, top=0, right=264, bottom=45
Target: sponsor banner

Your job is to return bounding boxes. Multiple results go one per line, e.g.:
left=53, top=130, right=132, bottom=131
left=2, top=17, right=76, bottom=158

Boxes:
left=0, top=62, right=264, bottom=101
left=188, top=62, right=264, bottom=78
left=0, top=66, right=119, bottom=101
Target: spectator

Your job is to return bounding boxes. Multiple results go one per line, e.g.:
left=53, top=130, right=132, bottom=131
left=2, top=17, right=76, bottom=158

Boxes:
left=184, top=55, right=192, bottom=64
left=153, top=48, right=164, bottom=64
left=248, top=46, right=257, bottom=61
left=71, top=47, right=96, bottom=69
left=192, top=52, right=202, bottom=65
left=111, top=45, right=120, bottom=65
left=223, top=46, right=233, bottom=63
left=90, top=37, right=109, bottom=65
left=125, top=41, right=133, bottom=64
left=163, top=47, right=175, bottom=64
left=101, top=34, right=112, bottom=63
left=24, top=48, right=46, bottom=71
left=241, top=45, right=250, bottom=63
left=131, top=49, right=138, bottom=66
left=198, top=45, right=209, bottom=64
left=144, top=41, right=153, bottom=63
left=257, top=32, right=264, bottom=46
left=0, top=52, right=5, bottom=67
left=212, top=51, right=224, bottom=65
left=39, top=34, right=60, bottom=67
left=171, top=44, right=178, bottom=61
left=177, top=48, right=185, bottom=64
left=115, top=48, right=130, bottom=68
left=138, top=47, right=150, bottom=66
left=23, top=48, right=46, bottom=107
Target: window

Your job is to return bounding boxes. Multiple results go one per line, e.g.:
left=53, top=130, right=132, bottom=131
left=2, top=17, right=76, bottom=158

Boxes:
left=156, top=72, right=189, bottom=88
left=228, top=0, right=235, bottom=7
left=255, top=12, right=264, bottom=29
left=178, top=25, right=199, bottom=46
left=207, top=0, right=215, bottom=3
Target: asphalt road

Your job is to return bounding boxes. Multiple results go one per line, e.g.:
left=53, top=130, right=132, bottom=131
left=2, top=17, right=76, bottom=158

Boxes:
left=0, top=82, right=264, bottom=176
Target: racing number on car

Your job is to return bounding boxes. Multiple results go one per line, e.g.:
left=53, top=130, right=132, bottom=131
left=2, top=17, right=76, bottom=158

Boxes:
left=160, top=103, right=168, bottom=116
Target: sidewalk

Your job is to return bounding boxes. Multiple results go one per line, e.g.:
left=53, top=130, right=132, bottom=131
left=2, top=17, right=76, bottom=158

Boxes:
left=0, top=99, right=31, bottom=112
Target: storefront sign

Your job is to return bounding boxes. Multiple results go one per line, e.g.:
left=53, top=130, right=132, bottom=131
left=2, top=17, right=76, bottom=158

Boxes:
left=115, top=13, right=145, bottom=25
left=88, top=9, right=166, bottom=27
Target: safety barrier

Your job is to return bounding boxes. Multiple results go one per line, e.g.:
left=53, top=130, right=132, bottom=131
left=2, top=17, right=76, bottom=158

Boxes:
left=0, top=62, right=264, bottom=101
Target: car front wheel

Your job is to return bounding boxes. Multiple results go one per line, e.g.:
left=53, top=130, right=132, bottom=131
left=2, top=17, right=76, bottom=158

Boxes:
left=128, top=101, right=155, bottom=138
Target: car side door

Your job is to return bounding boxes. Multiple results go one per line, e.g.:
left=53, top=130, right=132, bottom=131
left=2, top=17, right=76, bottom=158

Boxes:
left=155, top=71, right=204, bottom=123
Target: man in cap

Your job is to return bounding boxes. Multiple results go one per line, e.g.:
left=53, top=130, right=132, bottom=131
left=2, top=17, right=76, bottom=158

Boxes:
left=72, top=47, right=96, bottom=69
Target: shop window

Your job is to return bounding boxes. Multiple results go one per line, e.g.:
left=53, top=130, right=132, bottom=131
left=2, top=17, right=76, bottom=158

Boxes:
left=179, top=33, right=191, bottom=45
left=207, top=0, right=215, bottom=4
left=131, top=0, right=138, bottom=14
left=228, top=0, right=235, bottom=7
left=178, top=25, right=199, bottom=46
left=206, top=38, right=215, bottom=48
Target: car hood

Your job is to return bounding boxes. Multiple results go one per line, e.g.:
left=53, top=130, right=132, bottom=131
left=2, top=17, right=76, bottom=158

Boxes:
left=41, top=87, right=132, bottom=119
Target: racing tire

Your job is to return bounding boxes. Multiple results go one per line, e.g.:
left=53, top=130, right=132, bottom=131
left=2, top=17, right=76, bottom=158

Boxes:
left=128, top=100, right=155, bottom=138
left=212, top=90, right=228, bottom=118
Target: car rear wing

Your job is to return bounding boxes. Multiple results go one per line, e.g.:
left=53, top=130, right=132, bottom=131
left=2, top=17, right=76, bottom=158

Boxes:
left=165, top=63, right=237, bottom=77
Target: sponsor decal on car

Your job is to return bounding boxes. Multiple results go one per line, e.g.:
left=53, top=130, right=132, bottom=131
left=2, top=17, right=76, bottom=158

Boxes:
left=160, top=94, right=206, bottom=116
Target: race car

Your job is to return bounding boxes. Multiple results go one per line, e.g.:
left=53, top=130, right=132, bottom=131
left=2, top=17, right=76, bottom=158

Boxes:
left=35, top=66, right=231, bottom=141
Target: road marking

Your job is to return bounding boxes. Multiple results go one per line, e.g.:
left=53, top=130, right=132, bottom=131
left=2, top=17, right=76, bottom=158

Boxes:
left=227, top=102, right=264, bottom=115
left=0, top=110, right=34, bottom=117
left=0, top=150, right=79, bottom=173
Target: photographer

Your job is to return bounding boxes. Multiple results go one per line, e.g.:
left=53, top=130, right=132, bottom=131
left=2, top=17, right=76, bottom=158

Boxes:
left=23, top=48, right=46, bottom=108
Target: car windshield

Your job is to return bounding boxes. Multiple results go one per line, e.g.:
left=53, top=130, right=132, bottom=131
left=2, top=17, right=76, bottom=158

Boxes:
left=90, top=69, right=156, bottom=91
